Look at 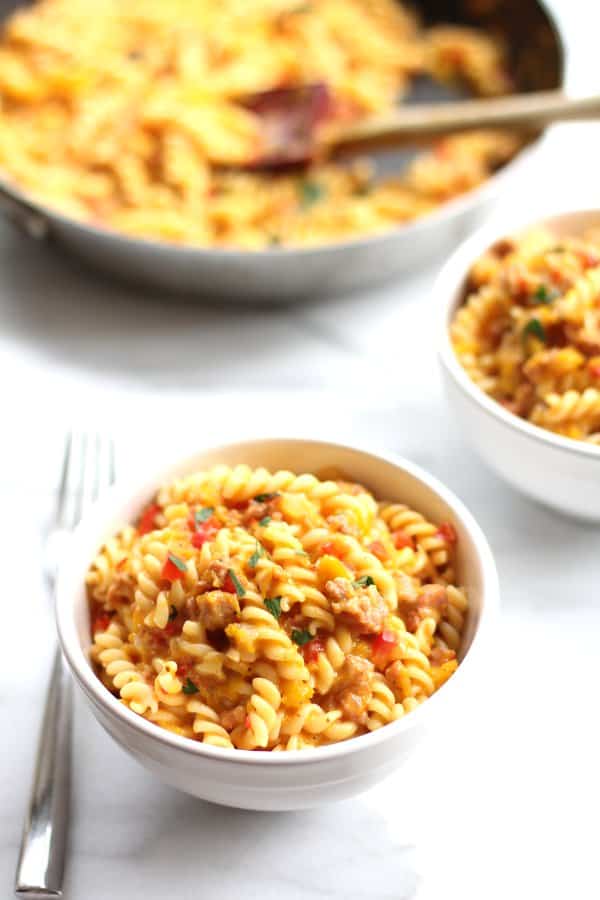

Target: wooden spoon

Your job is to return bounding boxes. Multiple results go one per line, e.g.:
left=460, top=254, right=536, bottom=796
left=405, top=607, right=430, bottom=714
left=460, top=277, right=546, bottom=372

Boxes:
left=242, top=85, right=600, bottom=168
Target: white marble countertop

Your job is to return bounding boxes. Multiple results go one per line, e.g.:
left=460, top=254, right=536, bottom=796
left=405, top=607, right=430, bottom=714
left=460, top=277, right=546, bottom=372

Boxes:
left=2, top=3, right=600, bottom=897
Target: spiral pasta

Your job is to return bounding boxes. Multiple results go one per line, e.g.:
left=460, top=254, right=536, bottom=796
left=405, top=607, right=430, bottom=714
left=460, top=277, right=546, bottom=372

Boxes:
left=87, top=464, right=468, bottom=751
left=0, top=0, right=519, bottom=250
left=451, top=228, right=600, bottom=445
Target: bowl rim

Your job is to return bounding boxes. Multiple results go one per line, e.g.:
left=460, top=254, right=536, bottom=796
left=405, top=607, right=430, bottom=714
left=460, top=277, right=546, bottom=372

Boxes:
left=437, top=205, right=600, bottom=461
left=56, top=436, right=500, bottom=767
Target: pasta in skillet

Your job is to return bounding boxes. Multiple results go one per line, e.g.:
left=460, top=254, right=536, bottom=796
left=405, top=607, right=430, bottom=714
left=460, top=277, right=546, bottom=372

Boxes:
left=87, top=465, right=467, bottom=751
left=451, top=228, right=600, bottom=445
left=0, top=0, right=519, bottom=249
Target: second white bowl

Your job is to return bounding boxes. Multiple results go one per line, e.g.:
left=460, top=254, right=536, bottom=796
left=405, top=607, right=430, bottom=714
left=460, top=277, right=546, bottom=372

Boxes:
left=437, top=208, right=600, bottom=522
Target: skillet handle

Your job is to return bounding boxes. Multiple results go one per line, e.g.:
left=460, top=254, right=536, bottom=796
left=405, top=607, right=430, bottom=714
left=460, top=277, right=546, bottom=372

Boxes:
left=0, top=182, right=49, bottom=239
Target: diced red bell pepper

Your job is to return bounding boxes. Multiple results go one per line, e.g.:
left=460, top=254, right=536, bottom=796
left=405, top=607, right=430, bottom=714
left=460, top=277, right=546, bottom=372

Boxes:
left=371, top=629, right=397, bottom=665
left=161, top=552, right=187, bottom=581
left=437, top=522, right=457, bottom=544
left=392, top=529, right=414, bottom=550
left=189, top=516, right=219, bottom=549
left=303, top=637, right=325, bottom=663
left=223, top=573, right=237, bottom=594
left=164, top=620, right=179, bottom=636
left=244, top=714, right=252, bottom=730
left=588, top=360, right=600, bottom=379
left=578, top=248, right=600, bottom=269
left=92, top=612, right=112, bottom=633
left=177, top=661, right=191, bottom=679
left=321, top=540, right=343, bottom=558
left=138, top=503, right=160, bottom=535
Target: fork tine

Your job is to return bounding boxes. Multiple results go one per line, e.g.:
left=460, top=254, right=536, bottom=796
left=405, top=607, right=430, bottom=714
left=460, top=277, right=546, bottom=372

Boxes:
left=57, top=432, right=115, bottom=532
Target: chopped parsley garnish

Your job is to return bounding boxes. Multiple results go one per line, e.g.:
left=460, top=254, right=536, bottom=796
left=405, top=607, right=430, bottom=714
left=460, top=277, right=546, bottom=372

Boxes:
left=354, top=575, right=375, bottom=588
left=254, top=492, right=280, bottom=502
left=534, top=285, right=559, bottom=304
left=298, top=180, right=325, bottom=208
left=295, top=550, right=309, bottom=557
left=182, top=678, right=199, bottom=695
left=264, top=596, right=282, bottom=620
left=259, top=516, right=272, bottom=527
left=227, top=568, right=246, bottom=598
left=167, top=552, right=187, bottom=573
left=291, top=628, right=313, bottom=646
left=248, top=542, right=265, bottom=569
left=194, top=507, right=214, bottom=525
left=168, top=605, right=178, bottom=622
left=522, top=318, right=546, bottom=343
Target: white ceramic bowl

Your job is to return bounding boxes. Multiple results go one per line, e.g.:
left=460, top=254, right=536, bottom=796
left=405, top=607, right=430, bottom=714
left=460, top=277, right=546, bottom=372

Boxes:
left=56, top=437, right=499, bottom=810
left=438, top=208, right=600, bottom=522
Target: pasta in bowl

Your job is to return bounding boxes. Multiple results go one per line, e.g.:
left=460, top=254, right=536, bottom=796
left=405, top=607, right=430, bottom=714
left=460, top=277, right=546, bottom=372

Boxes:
left=438, top=209, right=600, bottom=521
left=57, top=438, right=498, bottom=809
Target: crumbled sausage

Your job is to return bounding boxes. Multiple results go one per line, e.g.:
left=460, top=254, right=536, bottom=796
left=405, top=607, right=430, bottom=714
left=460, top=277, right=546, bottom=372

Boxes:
left=329, top=655, right=374, bottom=724
left=501, top=382, right=535, bottom=418
left=397, top=584, right=448, bottom=632
left=220, top=704, right=246, bottom=731
left=241, top=499, right=270, bottom=523
left=197, top=560, right=230, bottom=591
left=326, top=513, right=359, bottom=536
left=566, top=324, right=600, bottom=356
left=106, top=573, right=134, bottom=605
left=325, top=579, right=387, bottom=634
left=430, top=646, right=456, bottom=667
left=491, top=238, right=515, bottom=259
left=196, top=590, right=240, bottom=631
left=324, top=577, right=353, bottom=602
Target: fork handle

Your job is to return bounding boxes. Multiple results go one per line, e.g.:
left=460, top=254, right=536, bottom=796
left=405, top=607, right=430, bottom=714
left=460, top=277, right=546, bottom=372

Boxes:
left=15, top=647, right=72, bottom=899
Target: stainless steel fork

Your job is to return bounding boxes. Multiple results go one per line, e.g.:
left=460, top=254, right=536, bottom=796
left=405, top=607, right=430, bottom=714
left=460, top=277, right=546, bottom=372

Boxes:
left=15, top=433, right=115, bottom=899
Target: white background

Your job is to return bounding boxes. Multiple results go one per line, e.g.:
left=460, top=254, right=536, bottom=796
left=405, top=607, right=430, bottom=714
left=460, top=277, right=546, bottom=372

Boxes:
left=2, top=2, right=600, bottom=898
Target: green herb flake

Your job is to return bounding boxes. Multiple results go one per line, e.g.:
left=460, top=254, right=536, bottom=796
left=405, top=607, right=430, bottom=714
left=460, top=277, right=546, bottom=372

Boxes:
left=522, top=318, right=546, bottom=344
left=264, top=596, right=282, bottom=620
left=182, top=678, right=199, bottom=695
left=295, top=550, right=309, bottom=557
left=534, top=284, right=560, bottom=304
left=354, top=575, right=375, bottom=588
left=259, top=516, right=272, bottom=527
left=168, top=604, right=178, bottom=622
left=248, top=542, right=265, bottom=569
left=227, top=568, right=246, bottom=598
left=291, top=628, right=313, bottom=646
left=167, top=551, right=187, bottom=573
left=194, top=507, right=215, bottom=526
left=298, top=180, right=325, bottom=208
left=254, top=492, right=280, bottom=503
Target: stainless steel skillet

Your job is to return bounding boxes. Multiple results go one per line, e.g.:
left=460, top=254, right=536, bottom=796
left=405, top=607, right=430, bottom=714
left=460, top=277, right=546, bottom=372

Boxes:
left=0, top=0, right=565, bottom=302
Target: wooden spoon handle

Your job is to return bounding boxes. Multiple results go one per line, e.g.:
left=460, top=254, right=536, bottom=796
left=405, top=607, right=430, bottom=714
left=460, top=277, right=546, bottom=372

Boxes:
left=332, top=91, right=600, bottom=153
